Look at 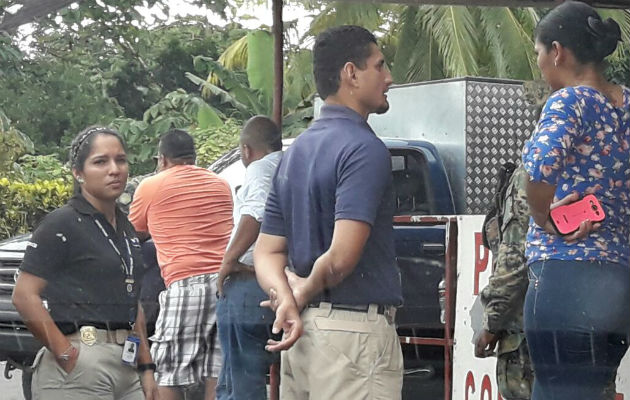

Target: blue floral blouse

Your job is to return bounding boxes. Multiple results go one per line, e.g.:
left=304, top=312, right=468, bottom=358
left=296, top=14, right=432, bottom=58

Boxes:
left=522, top=85, right=630, bottom=265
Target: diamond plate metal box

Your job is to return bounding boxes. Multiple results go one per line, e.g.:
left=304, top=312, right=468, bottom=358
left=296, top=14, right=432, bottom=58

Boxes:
left=464, top=80, right=538, bottom=214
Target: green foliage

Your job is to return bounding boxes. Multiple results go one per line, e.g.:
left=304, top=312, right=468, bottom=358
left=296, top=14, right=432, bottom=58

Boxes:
left=112, top=90, right=225, bottom=175
left=0, top=60, right=122, bottom=156
left=0, top=110, right=34, bottom=173
left=191, top=118, right=241, bottom=168
left=0, top=34, right=20, bottom=73
left=9, top=154, right=71, bottom=183
left=246, top=30, right=274, bottom=112
left=0, top=177, right=72, bottom=240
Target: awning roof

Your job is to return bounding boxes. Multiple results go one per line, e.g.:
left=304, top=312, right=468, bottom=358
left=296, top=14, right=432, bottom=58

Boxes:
left=331, top=0, right=630, bottom=8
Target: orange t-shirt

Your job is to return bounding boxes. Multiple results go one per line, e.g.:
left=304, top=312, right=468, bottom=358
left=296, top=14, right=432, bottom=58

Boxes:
left=129, top=165, right=233, bottom=287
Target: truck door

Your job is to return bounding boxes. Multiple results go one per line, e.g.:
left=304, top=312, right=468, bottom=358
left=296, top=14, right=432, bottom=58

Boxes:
left=388, top=147, right=456, bottom=400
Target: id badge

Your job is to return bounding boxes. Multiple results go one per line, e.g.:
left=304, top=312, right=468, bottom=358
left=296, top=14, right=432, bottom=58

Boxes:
left=121, top=335, right=140, bottom=366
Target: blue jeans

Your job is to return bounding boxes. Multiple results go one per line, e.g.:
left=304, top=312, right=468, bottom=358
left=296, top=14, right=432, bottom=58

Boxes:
left=216, top=274, right=278, bottom=400
left=524, top=260, right=630, bottom=400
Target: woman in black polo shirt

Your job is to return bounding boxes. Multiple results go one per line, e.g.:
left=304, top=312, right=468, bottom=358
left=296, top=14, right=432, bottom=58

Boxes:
left=13, top=126, right=158, bottom=400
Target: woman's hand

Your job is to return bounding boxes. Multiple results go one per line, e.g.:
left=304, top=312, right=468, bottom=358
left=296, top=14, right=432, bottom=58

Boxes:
left=548, top=192, right=601, bottom=242
left=56, top=345, right=80, bottom=374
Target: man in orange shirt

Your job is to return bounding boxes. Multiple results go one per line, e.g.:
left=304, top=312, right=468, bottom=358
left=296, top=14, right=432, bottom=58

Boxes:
left=130, top=129, right=233, bottom=400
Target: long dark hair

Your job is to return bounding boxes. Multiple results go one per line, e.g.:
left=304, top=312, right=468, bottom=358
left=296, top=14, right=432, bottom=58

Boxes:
left=535, top=1, right=621, bottom=65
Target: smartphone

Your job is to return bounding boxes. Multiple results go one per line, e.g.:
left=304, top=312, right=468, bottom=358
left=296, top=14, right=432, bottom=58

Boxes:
left=549, top=194, right=605, bottom=235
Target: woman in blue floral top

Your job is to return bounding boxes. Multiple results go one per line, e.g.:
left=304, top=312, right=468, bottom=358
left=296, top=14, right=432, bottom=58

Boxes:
left=521, top=2, right=630, bottom=399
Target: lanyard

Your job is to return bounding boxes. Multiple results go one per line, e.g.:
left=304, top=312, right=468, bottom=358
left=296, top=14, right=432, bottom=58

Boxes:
left=93, top=217, right=135, bottom=293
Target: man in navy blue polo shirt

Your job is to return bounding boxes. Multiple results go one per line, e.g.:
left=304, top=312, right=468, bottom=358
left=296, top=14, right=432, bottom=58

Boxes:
left=254, top=25, right=404, bottom=399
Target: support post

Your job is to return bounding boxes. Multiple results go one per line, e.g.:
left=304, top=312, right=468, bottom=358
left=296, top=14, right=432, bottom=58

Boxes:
left=272, top=0, right=284, bottom=130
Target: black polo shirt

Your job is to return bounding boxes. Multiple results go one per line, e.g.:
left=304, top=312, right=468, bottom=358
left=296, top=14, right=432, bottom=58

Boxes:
left=261, top=105, right=403, bottom=306
left=20, top=194, right=144, bottom=334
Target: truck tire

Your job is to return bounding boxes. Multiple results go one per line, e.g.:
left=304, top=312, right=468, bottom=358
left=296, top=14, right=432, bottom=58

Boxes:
left=22, top=369, right=33, bottom=400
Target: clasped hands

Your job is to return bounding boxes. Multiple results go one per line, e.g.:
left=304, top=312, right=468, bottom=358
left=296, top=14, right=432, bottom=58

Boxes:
left=260, top=267, right=311, bottom=352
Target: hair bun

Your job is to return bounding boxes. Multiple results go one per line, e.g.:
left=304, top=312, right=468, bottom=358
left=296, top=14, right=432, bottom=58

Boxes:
left=587, top=16, right=621, bottom=40
left=587, top=15, right=621, bottom=59
left=602, top=17, right=622, bottom=41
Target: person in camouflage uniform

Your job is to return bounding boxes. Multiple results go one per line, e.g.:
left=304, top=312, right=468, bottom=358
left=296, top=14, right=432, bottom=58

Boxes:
left=476, top=165, right=533, bottom=400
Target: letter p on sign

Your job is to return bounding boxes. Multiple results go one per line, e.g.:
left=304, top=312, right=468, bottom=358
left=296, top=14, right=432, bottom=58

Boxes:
left=474, top=232, right=489, bottom=295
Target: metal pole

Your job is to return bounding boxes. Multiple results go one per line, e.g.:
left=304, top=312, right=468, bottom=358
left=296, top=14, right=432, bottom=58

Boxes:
left=272, top=0, right=284, bottom=130
left=269, top=7, right=284, bottom=399
left=443, top=218, right=457, bottom=400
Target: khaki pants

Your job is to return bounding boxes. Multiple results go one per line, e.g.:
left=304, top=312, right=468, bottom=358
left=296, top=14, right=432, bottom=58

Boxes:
left=32, top=336, right=144, bottom=400
left=280, top=303, right=403, bottom=400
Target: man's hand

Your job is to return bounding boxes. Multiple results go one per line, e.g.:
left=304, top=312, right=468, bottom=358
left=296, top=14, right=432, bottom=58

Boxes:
left=140, top=370, right=159, bottom=400
left=284, top=268, right=312, bottom=311
left=474, top=329, right=500, bottom=358
left=261, top=288, right=304, bottom=352
left=548, top=192, right=601, bottom=243
left=217, top=260, right=254, bottom=296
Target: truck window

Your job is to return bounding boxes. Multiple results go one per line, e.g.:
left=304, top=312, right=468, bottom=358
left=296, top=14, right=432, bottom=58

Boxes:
left=390, top=149, right=432, bottom=216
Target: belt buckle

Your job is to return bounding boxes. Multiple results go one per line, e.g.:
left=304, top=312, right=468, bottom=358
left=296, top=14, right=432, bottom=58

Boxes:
left=80, top=326, right=97, bottom=346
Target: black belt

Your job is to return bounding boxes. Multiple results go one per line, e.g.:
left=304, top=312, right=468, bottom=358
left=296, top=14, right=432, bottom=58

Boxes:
left=307, top=303, right=389, bottom=314
left=62, top=322, right=130, bottom=335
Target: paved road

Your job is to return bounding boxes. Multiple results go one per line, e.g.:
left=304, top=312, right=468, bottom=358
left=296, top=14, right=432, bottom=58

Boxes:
left=0, top=362, right=24, bottom=400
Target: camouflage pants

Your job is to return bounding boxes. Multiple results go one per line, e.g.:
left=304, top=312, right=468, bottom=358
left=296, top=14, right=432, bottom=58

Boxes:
left=496, top=339, right=533, bottom=400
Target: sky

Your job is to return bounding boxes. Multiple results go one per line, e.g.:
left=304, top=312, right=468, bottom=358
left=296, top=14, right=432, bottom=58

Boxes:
left=146, top=0, right=312, bottom=42
left=13, top=0, right=313, bottom=50
left=164, top=0, right=311, bottom=29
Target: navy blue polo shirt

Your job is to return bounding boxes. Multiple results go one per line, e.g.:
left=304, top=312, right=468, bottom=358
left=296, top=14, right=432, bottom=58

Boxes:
left=261, top=104, right=403, bottom=306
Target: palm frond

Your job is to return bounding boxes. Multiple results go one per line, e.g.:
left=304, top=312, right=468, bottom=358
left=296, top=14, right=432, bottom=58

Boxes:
left=480, top=7, right=538, bottom=80
left=392, top=6, right=444, bottom=83
left=305, top=2, right=385, bottom=37
left=211, top=34, right=248, bottom=84
left=422, top=6, right=479, bottom=77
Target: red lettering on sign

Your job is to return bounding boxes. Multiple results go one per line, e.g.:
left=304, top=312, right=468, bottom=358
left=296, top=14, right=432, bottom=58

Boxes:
left=474, top=232, right=489, bottom=295
left=481, top=374, right=492, bottom=400
left=615, top=394, right=624, bottom=400
left=465, top=371, right=475, bottom=400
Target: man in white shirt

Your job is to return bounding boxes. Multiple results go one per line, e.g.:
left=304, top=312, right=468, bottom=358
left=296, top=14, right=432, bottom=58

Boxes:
left=215, top=116, right=283, bottom=400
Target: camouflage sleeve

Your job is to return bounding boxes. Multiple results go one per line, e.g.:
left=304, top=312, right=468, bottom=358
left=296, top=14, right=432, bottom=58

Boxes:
left=481, top=167, right=530, bottom=333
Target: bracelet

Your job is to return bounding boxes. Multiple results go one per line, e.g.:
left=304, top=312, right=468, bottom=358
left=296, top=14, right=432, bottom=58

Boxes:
left=137, top=363, right=156, bottom=372
left=56, top=344, right=76, bottom=361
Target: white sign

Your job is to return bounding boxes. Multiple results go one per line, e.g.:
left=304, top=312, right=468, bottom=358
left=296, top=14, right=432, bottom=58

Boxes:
left=451, top=215, right=629, bottom=400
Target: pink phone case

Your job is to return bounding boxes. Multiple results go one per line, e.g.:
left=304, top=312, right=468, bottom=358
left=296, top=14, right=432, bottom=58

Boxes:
left=549, top=194, right=605, bottom=235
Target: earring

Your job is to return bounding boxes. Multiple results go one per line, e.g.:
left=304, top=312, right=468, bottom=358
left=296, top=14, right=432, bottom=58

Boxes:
left=77, top=177, right=85, bottom=184
left=554, top=60, right=558, bottom=67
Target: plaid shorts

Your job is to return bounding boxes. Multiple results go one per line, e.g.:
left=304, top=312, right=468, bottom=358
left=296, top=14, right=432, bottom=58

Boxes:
left=150, top=272, right=222, bottom=387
